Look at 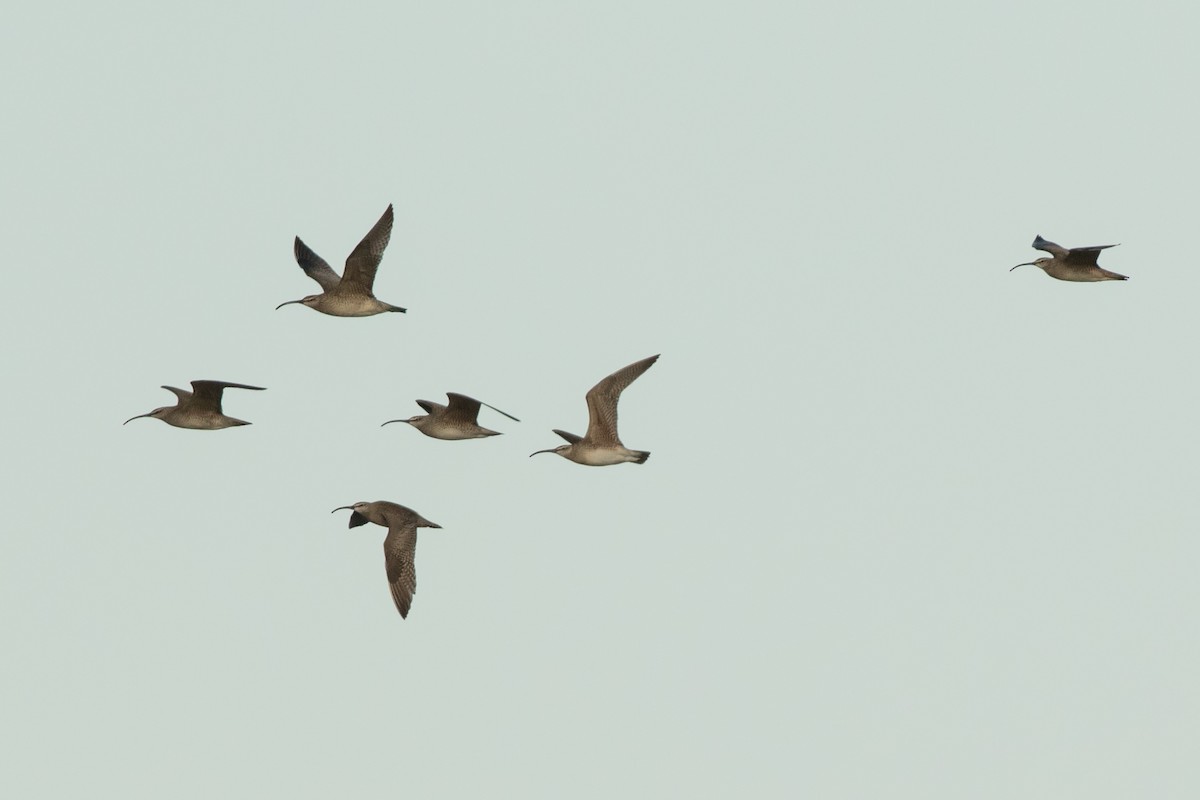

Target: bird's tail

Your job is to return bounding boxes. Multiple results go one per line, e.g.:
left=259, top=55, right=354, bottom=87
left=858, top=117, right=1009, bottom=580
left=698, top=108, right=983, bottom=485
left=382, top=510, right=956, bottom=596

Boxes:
left=387, top=304, right=408, bottom=313
left=633, top=450, right=650, bottom=464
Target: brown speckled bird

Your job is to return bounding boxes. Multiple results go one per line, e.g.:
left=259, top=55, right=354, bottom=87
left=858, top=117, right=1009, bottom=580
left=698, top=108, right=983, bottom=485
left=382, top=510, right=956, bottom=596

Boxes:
left=530, top=354, right=659, bottom=466
left=123, top=380, right=265, bottom=429
left=381, top=392, right=520, bottom=439
left=276, top=204, right=407, bottom=316
left=1011, top=235, right=1128, bottom=282
left=331, top=501, right=442, bottom=619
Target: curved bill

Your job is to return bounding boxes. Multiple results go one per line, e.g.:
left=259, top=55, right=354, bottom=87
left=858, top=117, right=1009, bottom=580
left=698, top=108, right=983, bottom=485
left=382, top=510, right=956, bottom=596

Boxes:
left=1010, top=262, right=1037, bottom=272
left=529, top=448, right=557, bottom=458
left=275, top=299, right=303, bottom=310
left=123, top=413, right=153, bottom=425
left=380, top=419, right=408, bottom=427
left=330, top=505, right=356, bottom=513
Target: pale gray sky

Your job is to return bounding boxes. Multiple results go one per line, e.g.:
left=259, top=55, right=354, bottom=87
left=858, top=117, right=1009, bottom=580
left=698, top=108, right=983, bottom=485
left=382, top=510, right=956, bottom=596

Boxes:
left=4, top=1, right=1199, bottom=797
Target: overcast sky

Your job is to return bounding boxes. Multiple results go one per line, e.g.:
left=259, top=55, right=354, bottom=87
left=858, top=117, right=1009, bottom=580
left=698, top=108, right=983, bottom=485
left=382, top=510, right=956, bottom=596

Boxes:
left=4, top=1, right=1199, bottom=797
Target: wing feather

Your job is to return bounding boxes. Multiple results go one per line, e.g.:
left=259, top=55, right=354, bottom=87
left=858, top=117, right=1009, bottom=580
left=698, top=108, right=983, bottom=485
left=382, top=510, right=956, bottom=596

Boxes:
left=383, top=525, right=418, bottom=619
left=584, top=355, right=659, bottom=445
left=340, top=205, right=394, bottom=294
left=188, top=381, right=265, bottom=413
left=293, top=237, right=342, bottom=291
left=1063, top=243, right=1119, bottom=267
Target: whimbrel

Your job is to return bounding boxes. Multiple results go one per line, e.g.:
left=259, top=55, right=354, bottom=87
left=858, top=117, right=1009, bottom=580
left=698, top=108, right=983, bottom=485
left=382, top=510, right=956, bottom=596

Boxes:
left=381, top=393, right=520, bottom=439
left=124, top=380, right=265, bottom=429
left=331, top=501, right=442, bottom=619
left=530, top=354, right=659, bottom=466
left=1011, top=235, right=1128, bottom=282
left=276, top=204, right=408, bottom=316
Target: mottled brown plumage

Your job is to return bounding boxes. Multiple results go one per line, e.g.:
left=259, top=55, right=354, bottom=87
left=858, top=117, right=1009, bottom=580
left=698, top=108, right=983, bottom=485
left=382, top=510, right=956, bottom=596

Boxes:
left=124, top=380, right=265, bottom=429
left=531, top=354, right=659, bottom=466
left=1011, top=235, right=1129, bottom=282
left=277, top=205, right=408, bottom=315
left=381, top=392, right=520, bottom=439
left=331, top=501, right=442, bottom=619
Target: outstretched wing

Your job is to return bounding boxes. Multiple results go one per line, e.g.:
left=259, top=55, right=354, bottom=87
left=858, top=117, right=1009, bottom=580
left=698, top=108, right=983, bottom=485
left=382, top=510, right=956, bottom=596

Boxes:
left=584, top=354, right=659, bottom=445
left=415, top=399, right=446, bottom=416
left=1031, top=236, right=1068, bottom=257
left=161, top=385, right=192, bottom=405
left=1063, top=243, right=1119, bottom=268
left=293, top=237, right=342, bottom=291
left=553, top=429, right=583, bottom=444
left=448, top=391, right=518, bottom=422
left=189, top=380, right=265, bottom=413
left=383, top=524, right=418, bottom=619
left=340, top=204, right=394, bottom=293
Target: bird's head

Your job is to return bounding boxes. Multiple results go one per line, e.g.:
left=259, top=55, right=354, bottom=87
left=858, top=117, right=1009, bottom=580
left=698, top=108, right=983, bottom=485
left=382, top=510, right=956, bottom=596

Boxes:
left=275, top=294, right=322, bottom=310
left=380, top=415, right=423, bottom=428
left=331, top=502, right=373, bottom=529
left=123, top=407, right=169, bottom=425
left=1010, top=257, right=1052, bottom=273
left=529, top=444, right=571, bottom=459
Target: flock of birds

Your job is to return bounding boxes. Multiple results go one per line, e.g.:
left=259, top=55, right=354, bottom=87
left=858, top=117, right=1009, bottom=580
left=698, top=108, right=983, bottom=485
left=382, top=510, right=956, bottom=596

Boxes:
left=122, top=204, right=661, bottom=619
left=122, top=205, right=1128, bottom=619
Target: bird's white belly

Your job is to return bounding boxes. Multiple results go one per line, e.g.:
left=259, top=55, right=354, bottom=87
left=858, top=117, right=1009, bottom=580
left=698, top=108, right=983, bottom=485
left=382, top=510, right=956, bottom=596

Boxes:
left=574, top=448, right=635, bottom=466
left=421, top=424, right=485, bottom=440
left=320, top=297, right=388, bottom=316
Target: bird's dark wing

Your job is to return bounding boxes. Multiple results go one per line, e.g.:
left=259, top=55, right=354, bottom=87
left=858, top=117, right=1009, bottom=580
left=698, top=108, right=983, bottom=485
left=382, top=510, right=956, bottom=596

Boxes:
left=553, top=429, right=583, bottom=444
left=189, top=381, right=265, bottom=413
left=584, top=354, right=659, bottom=446
left=444, top=393, right=484, bottom=423
left=340, top=204, right=394, bottom=294
left=458, top=393, right=520, bottom=424
left=161, top=385, right=192, bottom=405
left=383, top=524, right=418, bottom=619
left=1063, top=243, right=1119, bottom=267
left=415, top=399, right=446, bottom=416
left=484, top=403, right=520, bottom=422
left=293, top=237, right=342, bottom=291
left=1031, top=236, right=1069, bottom=257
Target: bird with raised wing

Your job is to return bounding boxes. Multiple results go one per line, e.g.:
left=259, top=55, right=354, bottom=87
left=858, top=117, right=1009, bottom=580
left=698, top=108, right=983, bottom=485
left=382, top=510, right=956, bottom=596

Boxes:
left=331, top=501, right=443, bottom=619
left=530, top=354, right=659, bottom=466
left=124, top=380, right=265, bottom=429
left=1011, top=235, right=1129, bottom=282
left=276, top=204, right=408, bottom=316
left=382, top=392, right=520, bottom=439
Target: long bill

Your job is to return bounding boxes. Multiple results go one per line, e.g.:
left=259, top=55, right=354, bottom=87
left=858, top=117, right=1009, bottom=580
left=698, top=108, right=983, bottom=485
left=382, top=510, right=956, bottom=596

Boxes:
left=123, top=413, right=153, bottom=425
left=275, top=299, right=304, bottom=310
left=529, top=448, right=557, bottom=457
left=1010, top=262, right=1037, bottom=272
left=380, top=419, right=408, bottom=427
left=330, top=505, right=356, bottom=513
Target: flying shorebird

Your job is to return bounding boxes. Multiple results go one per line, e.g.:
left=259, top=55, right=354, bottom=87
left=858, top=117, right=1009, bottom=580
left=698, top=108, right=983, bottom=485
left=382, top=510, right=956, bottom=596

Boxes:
left=530, top=354, right=659, bottom=466
left=275, top=204, right=407, bottom=316
left=331, top=501, right=443, bottom=619
left=124, top=380, right=265, bottom=429
left=381, top=393, right=520, bottom=439
left=1010, top=235, right=1129, bottom=282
